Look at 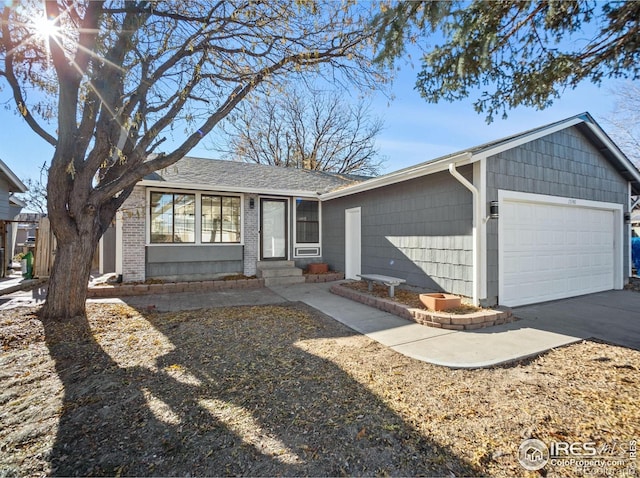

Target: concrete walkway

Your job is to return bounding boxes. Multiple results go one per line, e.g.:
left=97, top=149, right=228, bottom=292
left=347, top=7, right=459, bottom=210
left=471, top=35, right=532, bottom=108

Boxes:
left=269, top=282, right=594, bottom=368
left=3, top=278, right=638, bottom=368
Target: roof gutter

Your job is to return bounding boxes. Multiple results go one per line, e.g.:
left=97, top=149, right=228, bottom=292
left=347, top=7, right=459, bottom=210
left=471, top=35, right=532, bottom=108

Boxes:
left=138, top=179, right=320, bottom=198
left=320, top=152, right=473, bottom=200
left=448, top=162, right=480, bottom=306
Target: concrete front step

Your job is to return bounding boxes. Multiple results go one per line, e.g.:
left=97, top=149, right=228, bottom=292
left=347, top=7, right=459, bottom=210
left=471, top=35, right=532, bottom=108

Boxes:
left=257, top=260, right=295, bottom=270
left=264, top=276, right=306, bottom=287
left=259, top=267, right=303, bottom=278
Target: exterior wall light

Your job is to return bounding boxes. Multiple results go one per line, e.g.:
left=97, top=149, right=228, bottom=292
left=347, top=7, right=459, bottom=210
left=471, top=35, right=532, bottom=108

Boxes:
left=624, top=211, right=631, bottom=224
left=249, top=198, right=255, bottom=209
left=490, top=200, right=499, bottom=219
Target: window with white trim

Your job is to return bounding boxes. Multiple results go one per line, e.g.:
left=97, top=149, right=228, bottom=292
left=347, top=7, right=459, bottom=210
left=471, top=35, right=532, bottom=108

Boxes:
left=295, top=199, right=319, bottom=243
left=150, top=192, right=195, bottom=243
left=202, top=195, right=241, bottom=243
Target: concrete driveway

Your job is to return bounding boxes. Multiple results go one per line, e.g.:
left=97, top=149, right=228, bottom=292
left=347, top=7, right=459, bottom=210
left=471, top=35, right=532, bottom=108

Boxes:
left=513, top=289, right=640, bottom=351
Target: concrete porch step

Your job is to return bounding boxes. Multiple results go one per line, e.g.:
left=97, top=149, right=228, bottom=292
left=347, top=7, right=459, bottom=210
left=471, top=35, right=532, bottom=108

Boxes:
left=259, top=267, right=303, bottom=278
left=263, top=275, right=306, bottom=287
left=256, top=260, right=302, bottom=281
left=256, top=260, right=295, bottom=270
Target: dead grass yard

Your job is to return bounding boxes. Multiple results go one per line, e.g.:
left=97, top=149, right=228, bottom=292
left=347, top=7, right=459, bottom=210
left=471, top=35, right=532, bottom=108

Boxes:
left=1, top=302, right=638, bottom=477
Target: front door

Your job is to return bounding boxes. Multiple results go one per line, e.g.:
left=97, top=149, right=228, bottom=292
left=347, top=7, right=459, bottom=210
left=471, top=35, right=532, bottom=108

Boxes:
left=345, top=207, right=361, bottom=279
left=260, top=198, right=288, bottom=260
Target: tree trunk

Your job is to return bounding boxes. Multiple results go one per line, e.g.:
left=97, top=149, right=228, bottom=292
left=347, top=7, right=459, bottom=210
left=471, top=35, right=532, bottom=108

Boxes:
left=41, top=231, right=98, bottom=320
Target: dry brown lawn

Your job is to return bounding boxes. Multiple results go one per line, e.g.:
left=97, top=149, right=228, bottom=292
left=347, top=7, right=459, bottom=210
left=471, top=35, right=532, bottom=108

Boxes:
left=1, top=302, right=638, bottom=477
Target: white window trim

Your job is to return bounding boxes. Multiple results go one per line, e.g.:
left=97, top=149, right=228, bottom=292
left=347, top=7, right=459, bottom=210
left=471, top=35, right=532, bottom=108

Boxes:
left=293, top=197, right=322, bottom=258
left=146, top=188, right=244, bottom=246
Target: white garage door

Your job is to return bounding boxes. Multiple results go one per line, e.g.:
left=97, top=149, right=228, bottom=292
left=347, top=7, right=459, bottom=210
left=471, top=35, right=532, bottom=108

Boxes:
left=500, top=195, right=616, bottom=307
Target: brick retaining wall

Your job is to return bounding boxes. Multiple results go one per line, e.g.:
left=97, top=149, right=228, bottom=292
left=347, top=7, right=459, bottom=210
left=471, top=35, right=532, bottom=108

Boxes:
left=87, top=273, right=345, bottom=298
left=330, top=283, right=514, bottom=331
left=88, top=278, right=265, bottom=298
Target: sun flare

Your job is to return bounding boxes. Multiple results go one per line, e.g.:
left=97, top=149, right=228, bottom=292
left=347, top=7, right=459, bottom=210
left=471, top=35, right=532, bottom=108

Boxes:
left=32, top=13, right=59, bottom=40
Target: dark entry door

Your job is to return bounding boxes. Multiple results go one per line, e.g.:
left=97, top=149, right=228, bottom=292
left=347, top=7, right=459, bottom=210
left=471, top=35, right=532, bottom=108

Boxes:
left=260, top=198, right=288, bottom=260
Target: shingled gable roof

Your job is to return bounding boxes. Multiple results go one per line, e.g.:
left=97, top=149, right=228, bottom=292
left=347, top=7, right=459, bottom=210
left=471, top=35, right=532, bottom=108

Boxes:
left=140, top=156, right=369, bottom=196
left=321, top=112, right=640, bottom=200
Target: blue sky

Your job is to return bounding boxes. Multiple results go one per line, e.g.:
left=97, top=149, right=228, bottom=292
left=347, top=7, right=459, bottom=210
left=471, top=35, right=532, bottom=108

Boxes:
left=0, top=48, right=622, bottom=183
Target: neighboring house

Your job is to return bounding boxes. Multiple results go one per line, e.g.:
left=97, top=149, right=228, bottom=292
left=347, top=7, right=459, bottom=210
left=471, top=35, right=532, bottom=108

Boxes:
left=13, top=212, right=42, bottom=255
left=118, top=112, right=640, bottom=307
left=0, top=159, right=27, bottom=276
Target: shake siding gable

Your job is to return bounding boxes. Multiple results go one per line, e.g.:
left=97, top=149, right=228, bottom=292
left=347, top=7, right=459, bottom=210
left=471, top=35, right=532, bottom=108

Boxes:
left=323, top=165, right=474, bottom=297
left=485, top=126, right=630, bottom=303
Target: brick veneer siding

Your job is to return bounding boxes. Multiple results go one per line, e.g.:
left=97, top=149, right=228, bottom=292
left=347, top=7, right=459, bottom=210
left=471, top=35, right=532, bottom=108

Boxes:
left=121, top=186, right=146, bottom=282
left=243, top=193, right=259, bottom=276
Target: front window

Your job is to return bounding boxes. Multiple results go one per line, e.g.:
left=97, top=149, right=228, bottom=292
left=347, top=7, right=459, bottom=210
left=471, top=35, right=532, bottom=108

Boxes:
left=150, top=192, right=195, bottom=243
left=296, top=199, right=319, bottom=243
left=202, top=195, right=241, bottom=243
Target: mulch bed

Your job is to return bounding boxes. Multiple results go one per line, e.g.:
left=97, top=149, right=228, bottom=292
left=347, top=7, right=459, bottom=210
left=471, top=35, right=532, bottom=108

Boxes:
left=342, top=280, right=481, bottom=313
left=1, top=303, right=638, bottom=477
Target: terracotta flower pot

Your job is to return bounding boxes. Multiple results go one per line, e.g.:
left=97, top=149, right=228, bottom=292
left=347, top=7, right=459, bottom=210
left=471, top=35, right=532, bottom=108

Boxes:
left=307, top=263, right=329, bottom=274
left=419, top=293, right=461, bottom=311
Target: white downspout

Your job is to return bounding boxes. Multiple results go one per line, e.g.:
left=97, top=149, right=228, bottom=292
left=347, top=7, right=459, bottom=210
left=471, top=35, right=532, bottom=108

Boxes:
left=630, top=185, right=637, bottom=279
left=449, top=163, right=480, bottom=306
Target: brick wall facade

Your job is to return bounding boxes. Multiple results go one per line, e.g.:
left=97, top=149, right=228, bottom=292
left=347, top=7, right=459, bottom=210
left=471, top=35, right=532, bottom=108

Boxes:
left=243, top=193, right=259, bottom=276
left=121, top=186, right=146, bottom=282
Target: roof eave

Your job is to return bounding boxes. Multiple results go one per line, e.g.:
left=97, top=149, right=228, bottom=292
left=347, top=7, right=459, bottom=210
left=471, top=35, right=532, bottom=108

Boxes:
left=138, top=179, right=323, bottom=198
left=319, top=152, right=473, bottom=200
left=9, top=194, right=27, bottom=208
left=0, top=159, right=27, bottom=193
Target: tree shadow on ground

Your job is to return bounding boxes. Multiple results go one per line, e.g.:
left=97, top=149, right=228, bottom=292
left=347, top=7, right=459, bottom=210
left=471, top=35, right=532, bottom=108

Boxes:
left=42, top=302, right=479, bottom=476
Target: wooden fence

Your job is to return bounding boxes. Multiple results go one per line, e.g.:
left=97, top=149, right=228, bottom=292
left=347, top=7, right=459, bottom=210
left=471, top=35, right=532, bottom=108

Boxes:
left=34, top=217, right=56, bottom=278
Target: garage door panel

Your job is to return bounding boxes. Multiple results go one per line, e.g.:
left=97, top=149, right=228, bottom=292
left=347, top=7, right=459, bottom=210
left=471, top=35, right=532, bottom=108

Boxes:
left=501, top=198, right=615, bottom=307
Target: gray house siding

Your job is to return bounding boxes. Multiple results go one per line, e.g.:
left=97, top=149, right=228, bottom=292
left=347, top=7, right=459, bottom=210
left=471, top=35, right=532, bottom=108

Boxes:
left=323, top=166, right=474, bottom=296
left=0, top=176, right=10, bottom=220
left=485, top=126, right=630, bottom=303
left=146, top=245, right=244, bottom=280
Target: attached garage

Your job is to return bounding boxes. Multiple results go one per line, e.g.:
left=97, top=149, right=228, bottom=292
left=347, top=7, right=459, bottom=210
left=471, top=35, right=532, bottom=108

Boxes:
left=498, top=191, right=623, bottom=307
left=321, top=112, right=640, bottom=308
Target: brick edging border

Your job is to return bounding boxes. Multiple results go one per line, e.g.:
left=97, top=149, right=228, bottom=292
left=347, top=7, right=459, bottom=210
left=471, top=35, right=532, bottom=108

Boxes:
left=88, top=278, right=265, bottom=298
left=304, top=272, right=345, bottom=283
left=88, top=273, right=346, bottom=298
left=330, top=284, right=515, bottom=331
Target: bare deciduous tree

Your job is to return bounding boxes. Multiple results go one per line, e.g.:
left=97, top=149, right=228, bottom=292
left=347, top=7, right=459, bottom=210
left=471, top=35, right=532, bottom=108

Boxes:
left=219, top=86, right=384, bottom=175
left=0, top=0, right=383, bottom=319
left=604, top=82, right=640, bottom=168
left=19, top=163, right=49, bottom=214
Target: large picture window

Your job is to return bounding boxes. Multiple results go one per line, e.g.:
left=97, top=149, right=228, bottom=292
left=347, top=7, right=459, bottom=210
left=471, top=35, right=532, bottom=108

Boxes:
left=150, top=192, right=195, bottom=243
left=202, top=195, right=241, bottom=243
left=295, top=199, right=319, bottom=243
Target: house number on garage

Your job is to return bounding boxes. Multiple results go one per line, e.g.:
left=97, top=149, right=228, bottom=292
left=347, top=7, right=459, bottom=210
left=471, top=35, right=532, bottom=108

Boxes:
left=568, top=199, right=577, bottom=205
